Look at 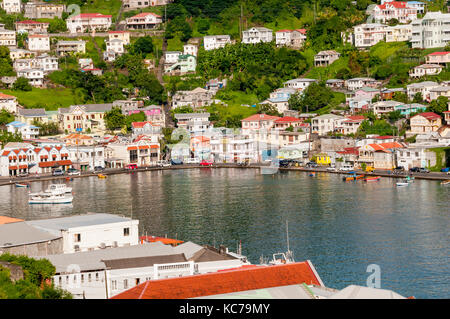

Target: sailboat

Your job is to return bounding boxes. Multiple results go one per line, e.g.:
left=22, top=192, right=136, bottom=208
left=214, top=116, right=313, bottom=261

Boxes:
left=262, top=221, right=295, bottom=265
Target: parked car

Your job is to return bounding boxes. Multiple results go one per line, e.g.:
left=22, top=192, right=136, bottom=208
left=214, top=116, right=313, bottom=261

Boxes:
left=67, top=168, right=81, bottom=176
left=171, top=159, right=183, bottom=165
left=279, top=160, right=291, bottom=168
left=326, top=164, right=336, bottom=171
left=305, top=161, right=318, bottom=168
left=17, top=172, right=29, bottom=177
left=125, top=163, right=138, bottom=170
left=393, top=166, right=405, bottom=174
left=200, top=160, right=213, bottom=167
left=185, top=158, right=200, bottom=164
left=365, top=165, right=374, bottom=173
left=93, top=166, right=105, bottom=173
left=156, top=160, right=171, bottom=167
left=441, top=167, right=450, bottom=173
left=52, top=169, right=64, bottom=176
left=409, top=167, right=420, bottom=173
left=419, top=167, right=430, bottom=173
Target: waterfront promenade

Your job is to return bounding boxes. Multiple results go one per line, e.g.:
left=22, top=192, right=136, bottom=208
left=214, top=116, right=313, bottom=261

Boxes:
left=0, top=164, right=449, bottom=186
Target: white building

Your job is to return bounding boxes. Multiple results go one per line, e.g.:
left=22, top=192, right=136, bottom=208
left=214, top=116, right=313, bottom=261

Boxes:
left=105, top=39, right=124, bottom=55
left=56, top=40, right=86, bottom=56
left=409, top=64, right=443, bottom=78
left=164, top=51, right=181, bottom=64
left=0, top=27, right=16, bottom=47
left=27, top=34, right=50, bottom=52
left=411, top=11, right=450, bottom=49
left=1, top=0, right=21, bottom=14
left=283, top=78, right=318, bottom=91
left=345, top=78, right=381, bottom=91
left=203, top=35, right=231, bottom=50
left=406, top=81, right=440, bottom=102
left=275, top=29, right=306, bottom=49
left=242, top=27, right=273, bottom=44
left=41, top=240, right=249, bottom=299
left=344, top=23, right=387, bottom=48
left=174, top=113, right=211, bottom=134
left=68, top=146, right=106, bottom=171
left=6, top=121, right=39, bottom=139
left=385, top=24, right=412, bottom=42
left=123, top=0, right=172, bottom=9
left=311, top=114, right=346, bottom=136
left=0, top=92, right=19, bottom=113
left=126, top=12, right=162, bottom=30
left=17, top=69, right=44, bottom=87
left=9, top=48, right=33, bottom=61
left=183, top=44, right=198, bottom=57
left=210, top=128, right=257, bottom=163
left=372, top=1, right=417, bottom=24
left=67, top=13, right=112, bottom=34
left=108, top=31, right=130, bottom=45
left=27, top=213, right=139, bottom=254
left=314, top=50, right=340, bottom=67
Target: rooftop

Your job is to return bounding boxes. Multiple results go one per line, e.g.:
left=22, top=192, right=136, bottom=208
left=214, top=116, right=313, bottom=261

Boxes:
left=0, top=222, right=61, bottom=248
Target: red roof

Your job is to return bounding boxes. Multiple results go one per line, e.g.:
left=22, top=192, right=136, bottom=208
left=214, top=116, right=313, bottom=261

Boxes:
left=368, top=142, right=404, bottom=151
left=427, top=52, right=450, bottom=56
left=132, top=12, right=162, bottom=18
left=337, top=147, right=360, bottom=155
left=131, top=121, right=153, bottom=128
left=416, top=112, right=441, bottom=120
left=242, top=114, right=281, bottom=122
left=72, top=13, right=112, bottom=19
left=140, top=236, right=184, bottom=246
left=296, top=29, right=307, bottom=34
left=375, top=135, right=394, bottom=140
left=111, top=261, right=322, bottom=299
left=0, top=93, right=15, bottom=99
left=346, top=115, right=365, bottom=121
left=275, top=116, right=302, bottom=123
left=17, top=20, right=48, bottom=25
left=378, top=1, right=408, bottom=9
left=127, top=146, right=137, bottom=151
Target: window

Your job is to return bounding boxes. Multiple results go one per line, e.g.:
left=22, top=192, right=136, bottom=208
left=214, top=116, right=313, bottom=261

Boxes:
left=96, top=273, right=99, bottom=281
left=112, top=280, right=117, bottom=290
left=74, top=233, right=81, bottom=242
left=123, top=279, right=128, bottom=289
left=88, top=273, right=92, bottom=282
left=124, top=227, right=130, bottom=236
left=81, top=274, right=84, bottom=283
left=135, top=278, right=140, bottom=286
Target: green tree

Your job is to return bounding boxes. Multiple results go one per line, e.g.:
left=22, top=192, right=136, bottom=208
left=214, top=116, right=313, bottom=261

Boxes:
left=428, top=96, right=448, bottom=115
left=48, top=17, right=67, bottom=33
left=104, top=107, right=126, bottom=131
left=13, top=77, right=32, bottom=91
left=412, top=92, right=423, bottom=103
left=297, top=82, right=334, bottom=112
left=256, top=103, right=281, bottom=116
left=393, top=92, right=408, bottom=103
left=288, top=91, right=303, bottom=112
left=130, top=36, right=154, bottom=56
left=165, top=16, right=192, bottom=42
left=0, top=46, right=14, bottom=76
left=197, top=18, right=210, bottom=34
left=0, top=109, right=14, bottom=126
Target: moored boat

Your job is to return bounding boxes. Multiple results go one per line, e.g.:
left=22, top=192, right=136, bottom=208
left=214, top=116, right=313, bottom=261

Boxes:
left=396, top=182, right=409, bottom=187
left=29, top=192, right=73, bottom=204
left=45, top=184, right=72, bottom=194
left=15, top=182, right=29, bottom=188
left=441, top=180, right=450, bottom=186
left=343, top=174, right=365, bottom=182
left=364, top=176, right=380, bottom=182
left=98, top=174, right=107, bottom=179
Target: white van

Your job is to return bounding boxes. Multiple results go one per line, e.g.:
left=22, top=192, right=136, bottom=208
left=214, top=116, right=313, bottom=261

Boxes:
left=338, top=163, right=354, bottom=171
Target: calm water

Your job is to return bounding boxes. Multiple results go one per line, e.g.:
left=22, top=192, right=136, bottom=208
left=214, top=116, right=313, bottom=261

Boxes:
left=1, top=168, right=449, bottom=299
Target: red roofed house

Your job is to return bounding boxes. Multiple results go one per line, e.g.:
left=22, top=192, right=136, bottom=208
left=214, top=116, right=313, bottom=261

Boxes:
left=426, top=52, right=450, bottom=65
left=358, top=142, right=405, bottom=169
left=275, top=29, right=306, bottom=49
left=337, top=115, right=366, bottom=135
left=444, top=104, right=450, bottom=124
left=373, top=1, right=417, bottom=24
left=408, top=112, right=442, bottom=136
left=111, top=261, right=324, bottom=299
left=131, top=121, right=161, bottom=137
left=126, top=12, right=162, bottom=30
left=274, top=116, right=303, bottom=130
left=106, top=139, right=160, bottom=167
left=241, top=114, right=281, bottom=133
left=0, top=92, right=19, bottom=113
left=66, top=13, right=112, bottom=34
left=15, top=20, right=49, bottom=34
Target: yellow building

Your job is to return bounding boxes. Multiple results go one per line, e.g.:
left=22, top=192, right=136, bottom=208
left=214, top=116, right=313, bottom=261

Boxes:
left=314, top=153, right=331, bottom=165
left=58, top=104, right=113, bottom=133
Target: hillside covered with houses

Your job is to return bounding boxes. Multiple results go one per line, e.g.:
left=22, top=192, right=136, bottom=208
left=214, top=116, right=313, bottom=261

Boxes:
left=0, top=0, right=449, bottom=176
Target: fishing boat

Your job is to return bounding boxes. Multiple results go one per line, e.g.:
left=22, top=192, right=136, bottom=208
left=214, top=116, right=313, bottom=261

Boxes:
left=29, top=192, right=73, bottom=204
left=98, top=174, right=107, bottom=179
left=15, top=182, right=29, bottom=188
left=364, top=176, right=380, bottom=182
left=343, top=174, right=365, bottom=182
left=309, top=172, right=316, bottom=177
left=441, top=180, right=450, bottom=186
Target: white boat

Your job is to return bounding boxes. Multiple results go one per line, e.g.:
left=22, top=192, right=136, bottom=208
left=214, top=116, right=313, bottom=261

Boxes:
left=29, top=192, right=73, bottom=204
left=45, top=184, right=72, bottom=194
left=396, top=182, right=409, bottom=187
left=260, top=166, right=279, bottom=175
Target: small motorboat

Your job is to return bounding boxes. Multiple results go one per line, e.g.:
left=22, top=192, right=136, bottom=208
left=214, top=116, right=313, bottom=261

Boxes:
left=396, top=182, right=409, bottom=187
left=343, top=174, right=365, bottom=182
left=98, top=174, right=107, bottom=179
left=405, top=176, right=415, bottom=183
left=309, top=172, right=316, bottom=177
left=45, top=184, right=72, bottom=194
left=364, top=176, right=380, bottom=182
left=441, top=180, right=450, bottom=186
left=15, top=182, right=30, bottom=188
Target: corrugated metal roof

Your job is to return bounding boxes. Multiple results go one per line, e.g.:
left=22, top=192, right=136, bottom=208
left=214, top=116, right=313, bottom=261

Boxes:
left=103, top=254, right=187, bottom=270
left=0, top=222, right=61, bottom=248
left=26, top=213, right=135, bottom=235
left=329, top=285, right=405, bottom=299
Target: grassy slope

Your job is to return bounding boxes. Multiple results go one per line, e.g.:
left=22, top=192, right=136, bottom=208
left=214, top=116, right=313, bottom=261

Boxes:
left=2, top=88, right=77, bottom=110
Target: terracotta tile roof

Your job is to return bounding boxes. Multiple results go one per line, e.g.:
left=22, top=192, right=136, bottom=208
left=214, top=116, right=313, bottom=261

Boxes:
left=0, top=216, right=24, bottom=225
left=416, top=112, right=441, bottom=120
left=378, top=1, right=408, bottom=9
left=242, top=114, right=281, bottom=122
left=275, top=116, right=302, bottom=123
left=72, top=13, right=112, bottom=19
left=111, top=261, right=322, bottom=299
left=427, top=51, right=450, bottom=56
left=375, top=135, right=394, bottom=139
left=0, top=93, right=15, bottom=99
left=345, top=115, right=366, bottom=121
left=131, top=121, right=153, bottom=128
left=132, top=12, right=162, bottom=18
left=368, top=142, right=404, bottom=151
